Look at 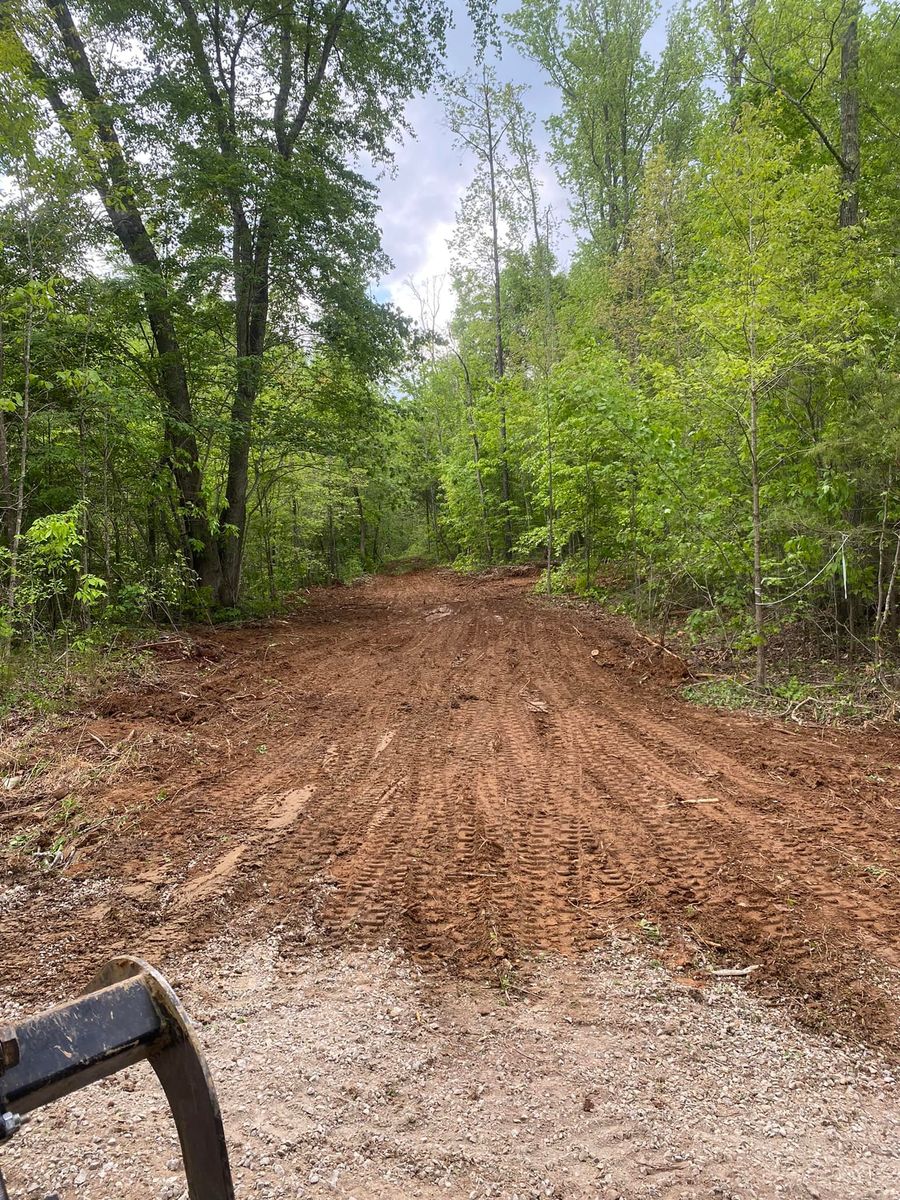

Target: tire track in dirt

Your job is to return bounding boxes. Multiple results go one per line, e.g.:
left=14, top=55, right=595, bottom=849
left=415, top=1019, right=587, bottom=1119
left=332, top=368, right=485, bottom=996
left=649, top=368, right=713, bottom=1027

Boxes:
left=4, top=568, right=900, bottom=1052
left=594, top=694, right=900, bottom=967
left=546, top=689, right=899, bottom=1038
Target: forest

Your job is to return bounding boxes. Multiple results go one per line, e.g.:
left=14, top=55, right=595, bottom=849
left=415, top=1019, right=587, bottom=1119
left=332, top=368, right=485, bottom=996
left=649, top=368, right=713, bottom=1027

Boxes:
left=0, top=0, right=898, bottom=697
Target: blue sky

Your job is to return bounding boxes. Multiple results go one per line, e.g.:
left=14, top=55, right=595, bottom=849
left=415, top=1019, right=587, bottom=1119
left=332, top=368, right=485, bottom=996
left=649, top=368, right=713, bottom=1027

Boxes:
left=374, top=0, right=672, bottom=323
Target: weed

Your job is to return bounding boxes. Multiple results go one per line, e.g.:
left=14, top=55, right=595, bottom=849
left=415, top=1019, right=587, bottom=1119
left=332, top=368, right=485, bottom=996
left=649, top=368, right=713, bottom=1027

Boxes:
left=0, top=633, right=157, bottom=722
left=7, top=828, right=39, bottom=853
left=495, top=960, right=521, bottom=1001
left=637, top=916, right=662, bottom=943
left=771, top=676, right=811, bottom=702
left=59, top=794, right=80, bottom=821
left=864, top=865, right=893, bottom=884
left=4, top=793, right=87, bottom=871
left=682, top=673, right=881, bottom=725
left=682, top=679, right=752, bottom=711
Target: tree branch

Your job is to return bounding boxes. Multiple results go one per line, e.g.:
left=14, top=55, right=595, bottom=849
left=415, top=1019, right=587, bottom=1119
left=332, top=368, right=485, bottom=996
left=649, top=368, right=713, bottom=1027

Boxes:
left=286, top=0, right=350, bottom=150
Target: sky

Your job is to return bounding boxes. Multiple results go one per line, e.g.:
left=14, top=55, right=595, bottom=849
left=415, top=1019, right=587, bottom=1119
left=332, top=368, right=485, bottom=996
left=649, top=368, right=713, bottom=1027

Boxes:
left=373, top=0, right=672, bottom=326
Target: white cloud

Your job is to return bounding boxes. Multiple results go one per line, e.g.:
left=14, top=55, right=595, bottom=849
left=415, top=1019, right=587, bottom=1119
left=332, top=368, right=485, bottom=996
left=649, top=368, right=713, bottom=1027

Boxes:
left=384, top=217, right=459, bottom=327
left=370, top=0, right=677, bottom=330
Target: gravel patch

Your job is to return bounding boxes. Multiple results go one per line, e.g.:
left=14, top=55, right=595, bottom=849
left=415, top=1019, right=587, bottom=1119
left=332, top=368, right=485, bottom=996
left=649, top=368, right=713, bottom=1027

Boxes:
left=1, top=936, right=898, bottom=1200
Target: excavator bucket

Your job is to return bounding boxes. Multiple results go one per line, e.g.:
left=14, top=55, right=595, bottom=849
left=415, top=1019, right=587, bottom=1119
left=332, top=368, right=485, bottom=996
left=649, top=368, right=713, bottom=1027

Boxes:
left=0, top=957, right=234, bottom=1199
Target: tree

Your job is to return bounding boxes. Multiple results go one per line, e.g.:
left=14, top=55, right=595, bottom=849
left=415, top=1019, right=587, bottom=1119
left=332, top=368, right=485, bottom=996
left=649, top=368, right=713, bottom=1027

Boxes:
left=677, top=108, right=861, bottom=682
left=715, top=0, right=863, bottom=225
left=3, top=0, right=486, bottom=603
left=3, top=0, right=229, bottom=591
left=130, top=0, right=439, bottom=602
left=446, top=67, right=526, bottom=559
left=508, top=0, right=705, bottom=247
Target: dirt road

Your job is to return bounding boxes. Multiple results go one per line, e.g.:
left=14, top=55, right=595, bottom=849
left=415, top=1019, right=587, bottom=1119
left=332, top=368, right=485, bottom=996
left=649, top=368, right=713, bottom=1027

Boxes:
left=4, top=568, right=900, bottom=1049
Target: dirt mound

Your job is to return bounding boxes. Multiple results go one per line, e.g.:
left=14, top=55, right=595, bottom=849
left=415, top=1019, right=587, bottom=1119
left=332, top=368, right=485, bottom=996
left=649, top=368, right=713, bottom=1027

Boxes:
left=3, top=570, right=900, bottom=1053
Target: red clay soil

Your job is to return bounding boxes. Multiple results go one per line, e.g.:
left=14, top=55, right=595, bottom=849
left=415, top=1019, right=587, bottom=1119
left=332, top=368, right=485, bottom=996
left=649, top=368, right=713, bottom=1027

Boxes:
left=3, top=569, right=900, bottom=1051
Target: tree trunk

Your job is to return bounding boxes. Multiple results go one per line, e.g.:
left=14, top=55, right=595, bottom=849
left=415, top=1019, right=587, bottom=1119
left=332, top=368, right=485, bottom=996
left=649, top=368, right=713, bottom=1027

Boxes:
left=454, top=352, right=493, bottom=562
left=6, top=275, right=32, bottom=625
left=102, top=412, right=112, bottom=588
left=719, top=0, right=756, bottom=110
left=326, top=504, right=338, bottom=582
left=747, top=201, right=766, bottom=687
left=218, top=218, right=271, bottom=606
left=261, top=493, right=276, bottom=603
left=498, top=404, right=512, bottom=561
left=291, top=495, right=302, bottom=570
left=545, top=402, right=554, bottom=595
left=36, top=0, right=221, bottom=593
left=749, top=380, right=765, bottom=687
left=512, top=121, right=558, bottom=590
left=147, top=503, right=157, bottom=568
left=423, top=485, right=433, bottom=556
left=78, top=411, right=91, bottom=628
left=484, top=79, right=505, bottom=382
left=0, top=312, right=13, bottom=551
left=877, top=531, right=900, bottom=647
left=353, top=486, right=367, bottom=566
left=483, top=75, right=513, bottom=561
left=839, top=0, right=860, bottom=228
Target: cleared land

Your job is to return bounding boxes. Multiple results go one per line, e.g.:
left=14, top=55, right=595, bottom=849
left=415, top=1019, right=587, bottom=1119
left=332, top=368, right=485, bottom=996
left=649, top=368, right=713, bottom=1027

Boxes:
left=2, top=568, right=900, bottom=1198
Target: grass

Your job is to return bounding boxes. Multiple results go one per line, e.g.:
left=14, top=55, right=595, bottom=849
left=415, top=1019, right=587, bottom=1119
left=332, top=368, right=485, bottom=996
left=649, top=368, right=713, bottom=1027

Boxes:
left=0, top=636, right=172, bottom=876
left=543, top=562, right=900, bottom=726
left=637, top=916, right=663, bottom=944
left=0, top=631, right=156, bottom=722
left=863, top=864, right=895, bottom=885
left=682, top=678, right=753, bottom=711
left=5, top=794, right=87, bottom=870
left=682, top=673, right=886, bottom=724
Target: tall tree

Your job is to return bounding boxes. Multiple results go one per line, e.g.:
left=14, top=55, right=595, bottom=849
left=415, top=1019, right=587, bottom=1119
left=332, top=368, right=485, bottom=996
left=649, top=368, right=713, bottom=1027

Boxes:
left=720, top=0, right=863, bottom=225
left=677, top=109, right=861, bottom=682
left=137, top=0, right=442, bottom=602
left=446, top=68, right=524, bottom=559
left=838, top=0, right=860, bottom=227
left=3, top=0, right=224, bottom=590
left=508, top=0, right=704, bottom=248
left=4, top=0, right=488, bottom=603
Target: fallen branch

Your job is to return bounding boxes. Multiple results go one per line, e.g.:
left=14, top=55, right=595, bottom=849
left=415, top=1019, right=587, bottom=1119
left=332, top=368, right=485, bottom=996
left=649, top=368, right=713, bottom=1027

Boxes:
left=132, top=636, right=191, bottom=653
left=632, top=630, right=696, bottom=678
left=685, top=925, right=723, bottom=949
left=703, top=965, right=760, bottom=977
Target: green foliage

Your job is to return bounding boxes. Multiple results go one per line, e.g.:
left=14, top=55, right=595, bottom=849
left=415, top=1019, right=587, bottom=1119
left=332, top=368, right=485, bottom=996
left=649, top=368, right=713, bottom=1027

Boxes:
left=406, top=0, right=900, bottom=691
left=508, top=0, right=707, bottom=249
left=682, top=679, right=754, bottom=710
left=1, top=0, right=899, bottom=707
